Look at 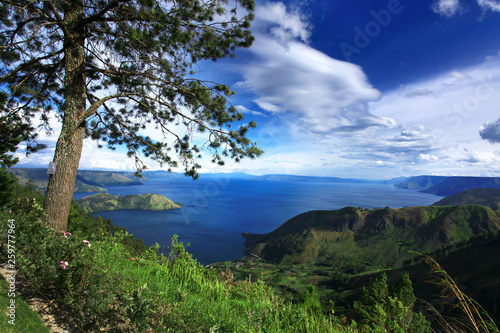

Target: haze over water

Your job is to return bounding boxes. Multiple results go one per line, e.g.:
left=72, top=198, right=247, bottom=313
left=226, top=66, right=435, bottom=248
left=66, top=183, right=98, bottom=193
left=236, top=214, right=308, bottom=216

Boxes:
left=75, top=176, right=443, bottom=264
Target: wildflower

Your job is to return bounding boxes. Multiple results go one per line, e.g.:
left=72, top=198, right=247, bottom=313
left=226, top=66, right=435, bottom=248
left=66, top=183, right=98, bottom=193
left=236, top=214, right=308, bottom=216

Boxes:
left=131, top=258, right=135, bottom=261
left=8, top=210, right=11, bottom=213
left=60, top=261, right=69, bottom=270
left=84, top=290, right=89, bottom=295
left=61, top=231, right=71, bottom=238
left=82, top=240, right=91, bottom=248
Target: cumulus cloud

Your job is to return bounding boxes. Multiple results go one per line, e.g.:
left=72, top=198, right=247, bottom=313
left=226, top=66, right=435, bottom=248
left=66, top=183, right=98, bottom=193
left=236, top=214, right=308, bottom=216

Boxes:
left=238, top=2, right=385, bottom=134
left=432, top=0, right=463, bottom=17
left=480, top=118, right=500, bottom=143
left=254, top=2, right=311, bottom=43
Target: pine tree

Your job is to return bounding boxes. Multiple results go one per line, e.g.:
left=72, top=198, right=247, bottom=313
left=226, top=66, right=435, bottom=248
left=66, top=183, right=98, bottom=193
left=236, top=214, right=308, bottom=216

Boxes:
left=0, top=0, right=261, bottom=231
left=354, top=273, right=431, bottom=332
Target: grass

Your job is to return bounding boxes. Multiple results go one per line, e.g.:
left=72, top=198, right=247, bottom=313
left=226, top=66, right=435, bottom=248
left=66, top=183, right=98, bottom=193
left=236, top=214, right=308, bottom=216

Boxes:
left=0, top=274, right=51, bottom=333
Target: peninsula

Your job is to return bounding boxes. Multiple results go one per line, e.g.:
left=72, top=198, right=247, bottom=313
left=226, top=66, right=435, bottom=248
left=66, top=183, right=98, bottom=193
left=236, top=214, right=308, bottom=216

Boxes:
left=75, top=193, right=181, bottom=213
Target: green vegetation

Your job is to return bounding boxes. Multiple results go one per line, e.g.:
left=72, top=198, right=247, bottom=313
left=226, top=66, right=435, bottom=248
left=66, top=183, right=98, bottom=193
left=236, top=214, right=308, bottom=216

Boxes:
left=354, top=273, right=430, bottom=332
left=75, top=193, right=181, bottom=213
left=0, top=277, right=51, bottom=333
left=1, top=176, right=499, bottom=331
left=0, top=180, right=354, bottom=332
left=433, top=188, right=500, bottom=210
left=243, top=206, right=500, bottom=271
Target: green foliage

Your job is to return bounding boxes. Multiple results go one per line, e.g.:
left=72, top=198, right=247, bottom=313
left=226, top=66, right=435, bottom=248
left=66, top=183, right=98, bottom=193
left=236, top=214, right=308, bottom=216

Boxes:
left=0, top=96, right=45, bottom=168
left=0, top=167, right=16, bottom=206
left=354, top=273, right=431, bottom=332
left=0, top=182, right=356, bottom=332
left=301, top=284, right=323, bottom=315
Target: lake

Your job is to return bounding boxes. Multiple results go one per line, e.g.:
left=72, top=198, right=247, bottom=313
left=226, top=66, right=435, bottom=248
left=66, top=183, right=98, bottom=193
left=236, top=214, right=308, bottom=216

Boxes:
left=74, top=176, right=443, bottom=264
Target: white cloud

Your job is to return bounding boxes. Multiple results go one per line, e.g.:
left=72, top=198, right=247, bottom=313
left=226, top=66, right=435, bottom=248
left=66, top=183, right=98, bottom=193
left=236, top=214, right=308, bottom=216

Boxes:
left=254, top=2, right=311, bottom=43
left=433, top=0, right=500, bottom=16
left=236, top=105, right=267, bottom=117
left=477, top=0, right=500, bottom=11
left=418, top=153, right=439, bottom=162
left=238, top=2, right=385, bottom=134
left=432, top=0, right=463, bottom=17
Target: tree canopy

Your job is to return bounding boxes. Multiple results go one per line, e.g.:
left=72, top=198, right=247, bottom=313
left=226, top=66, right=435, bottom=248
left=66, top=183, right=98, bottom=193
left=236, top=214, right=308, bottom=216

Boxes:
left=0, top=0, right=262, bottom=230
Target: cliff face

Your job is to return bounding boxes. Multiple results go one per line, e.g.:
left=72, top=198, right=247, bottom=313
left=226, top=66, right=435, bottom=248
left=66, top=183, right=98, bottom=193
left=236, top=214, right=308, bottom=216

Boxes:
left=242, top=205, right=500, bottom=269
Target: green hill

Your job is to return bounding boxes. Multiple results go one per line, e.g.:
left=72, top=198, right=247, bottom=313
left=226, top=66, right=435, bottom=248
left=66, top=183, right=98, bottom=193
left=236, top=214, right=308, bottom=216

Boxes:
left=75, top=193, right=181, bottom=213
left=242, top=205, right=500, bottom=271
left=432, top=188, right=500, bottom=210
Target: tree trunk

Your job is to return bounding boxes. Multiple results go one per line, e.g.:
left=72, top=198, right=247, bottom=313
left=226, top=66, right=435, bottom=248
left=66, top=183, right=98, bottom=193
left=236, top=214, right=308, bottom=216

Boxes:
left=43, top=3, right=86, bottom=231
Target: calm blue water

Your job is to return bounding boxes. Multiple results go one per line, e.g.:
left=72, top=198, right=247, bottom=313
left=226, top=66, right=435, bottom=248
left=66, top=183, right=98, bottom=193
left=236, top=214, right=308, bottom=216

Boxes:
left=74, top=176, right=443, bottom=264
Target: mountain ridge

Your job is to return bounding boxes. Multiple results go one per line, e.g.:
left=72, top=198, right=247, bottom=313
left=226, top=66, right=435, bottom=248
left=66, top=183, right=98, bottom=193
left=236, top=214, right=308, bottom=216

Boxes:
left=242, top=205, right=500, bottom=271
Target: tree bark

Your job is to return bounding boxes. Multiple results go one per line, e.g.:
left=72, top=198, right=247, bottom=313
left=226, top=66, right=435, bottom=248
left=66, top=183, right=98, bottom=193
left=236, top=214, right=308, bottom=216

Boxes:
left=43, top=2, right=86, bottom=231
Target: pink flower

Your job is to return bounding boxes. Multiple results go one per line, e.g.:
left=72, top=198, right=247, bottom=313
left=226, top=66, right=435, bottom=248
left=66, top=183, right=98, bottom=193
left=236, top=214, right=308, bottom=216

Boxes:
left=131, top=258, right=135, bottom=261
left=82, top=240, right=91, bottom=248
left=59, top=261, right=69, bottom=270
left=8, top=211, right=11, bottom=213
left=61, top=231, right=71, bottom=238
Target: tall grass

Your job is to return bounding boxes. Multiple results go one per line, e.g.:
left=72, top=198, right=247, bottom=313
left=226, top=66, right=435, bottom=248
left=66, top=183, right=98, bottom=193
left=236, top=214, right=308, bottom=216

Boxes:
left=420, top=255, right=499, bottom=333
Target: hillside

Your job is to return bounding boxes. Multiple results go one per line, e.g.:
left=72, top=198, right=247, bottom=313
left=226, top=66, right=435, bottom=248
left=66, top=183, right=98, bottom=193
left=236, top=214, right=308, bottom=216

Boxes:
left=423, top=176, right=500, bottom=196
left=242, top=205, right=500, bottom=271
left=75, top=193, right=181, bottom=213
left=75, top=170, right=145, bottom=186
left=8, top=168, right=145, bottom=191
left=9, top=168, right=106, bottom=192
left=395, top=175, right=448, bottom=190
left=432, top=188, right=500, bottom=210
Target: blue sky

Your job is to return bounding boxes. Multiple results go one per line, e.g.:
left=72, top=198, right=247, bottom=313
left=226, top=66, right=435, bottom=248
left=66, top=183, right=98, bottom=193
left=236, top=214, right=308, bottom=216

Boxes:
left=17, top=0, right=500, bottom=179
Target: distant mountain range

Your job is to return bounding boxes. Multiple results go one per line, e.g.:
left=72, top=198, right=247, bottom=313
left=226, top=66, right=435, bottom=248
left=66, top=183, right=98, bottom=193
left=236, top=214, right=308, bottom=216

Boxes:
left=9, top=168, right=145, bottom=192
left=395, top=175, right=500, bottom=196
